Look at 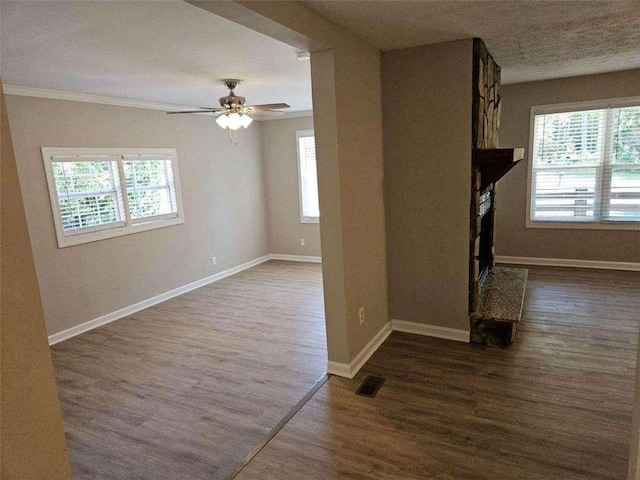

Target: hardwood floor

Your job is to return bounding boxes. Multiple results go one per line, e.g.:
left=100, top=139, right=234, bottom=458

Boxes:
left=51, top=260, right=327, bottom=480
left=235, top=267, right=640, bottom=480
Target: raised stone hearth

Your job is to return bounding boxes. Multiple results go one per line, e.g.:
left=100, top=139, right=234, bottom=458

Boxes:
left=470, top=267, right=528, bottom=347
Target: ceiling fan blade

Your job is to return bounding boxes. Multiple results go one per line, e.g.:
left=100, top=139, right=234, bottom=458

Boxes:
left=166, top=109, right=220, bottom=115
left=246, top=103, right=290, bottom=111
left=199, top=107, right=224, bottom=111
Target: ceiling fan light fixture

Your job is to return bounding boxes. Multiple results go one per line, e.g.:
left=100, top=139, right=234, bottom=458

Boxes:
left=167, top=80, right=290, bottom=142
left=241, top=114, right=253, bottom=128
left=216, top=114, right=229, bottom=129
left=226, top=112, right=244, bottom=130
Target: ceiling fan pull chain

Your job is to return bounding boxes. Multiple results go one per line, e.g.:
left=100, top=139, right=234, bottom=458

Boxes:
left=228, top=128, right=238, bottom=146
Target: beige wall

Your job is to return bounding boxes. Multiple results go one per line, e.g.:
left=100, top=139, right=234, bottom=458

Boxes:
left=1, top=84, right=72, bottom=478
left=630, top=328, right=640, bottom=480
left=309, top=49, right=349, bottom=362
left=497, top=69, right=640, bottom=263
left=194, top=0, right=389, bottom=363
left=244, top=1, right=389, bottom=362
left=6, top=95, right=269, bottom=336
left=262, top=115, right=321, bottom=257
left=382, top=40, right=473, bottom=331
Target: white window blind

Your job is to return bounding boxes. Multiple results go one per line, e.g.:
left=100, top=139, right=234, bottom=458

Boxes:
left=122, top=155, right=178, bottom=223
left=530, top=102, right=640, bottom=226
left=43, top=148, right=184, bottom=247
left=297, top=130, right=320, bottom=222
left=51, top=157, right=125, bottom=235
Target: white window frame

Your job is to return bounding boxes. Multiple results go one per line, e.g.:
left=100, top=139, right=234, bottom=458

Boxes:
left=42, top=147, right=185, bottom=247
left=526, top=96, right=640, bottom=231
left=296, top=129, right=320, bottom=224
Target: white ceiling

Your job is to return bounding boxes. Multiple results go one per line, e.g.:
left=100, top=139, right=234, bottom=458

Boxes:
left=2, top=1, right=637, bottom=107
left=303, top=0, right=640, bottom=84
left=0, top=1, right=313, bottom=111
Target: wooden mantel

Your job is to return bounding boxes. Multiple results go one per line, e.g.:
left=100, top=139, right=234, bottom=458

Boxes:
left=472, top=148, right=524, bottom=191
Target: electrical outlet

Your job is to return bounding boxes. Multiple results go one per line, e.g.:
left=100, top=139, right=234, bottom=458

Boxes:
left=358, top=306, right=365, bottom=324
left=211, top=257, right=217, bottom=266
left=300, top=238, right=305, bottom=246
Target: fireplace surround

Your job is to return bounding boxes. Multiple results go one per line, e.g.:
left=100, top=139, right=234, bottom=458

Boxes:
left=468, top=39, right=528, bottom=347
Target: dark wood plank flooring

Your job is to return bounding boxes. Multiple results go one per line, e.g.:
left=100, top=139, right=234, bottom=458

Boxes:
left=51, top=260, right=326, bottom=480
left=235, top=267, right=640, bottom=480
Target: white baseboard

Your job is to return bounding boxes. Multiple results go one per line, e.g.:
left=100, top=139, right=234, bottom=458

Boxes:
left=327, top=322, right=392, bottom=379
left=48, top=254, right=274, bottom=345
left=496, top=255, right=640, bottom=272
left=48, top=253, right=326, bottom=345
left=326, top=361, right=353, bottom=378
left=391, top=319, right=470, bottom=343
left=269, top=254, right=322, bottom=263
left=327, top=319, right=470, bottom=379
left=48, top=250, right=468, bottom=380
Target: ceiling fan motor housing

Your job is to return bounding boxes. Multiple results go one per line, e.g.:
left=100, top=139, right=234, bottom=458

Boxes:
left=165, top=78, right=288, bottom=120
left=219, top=94, right=246, bottom=113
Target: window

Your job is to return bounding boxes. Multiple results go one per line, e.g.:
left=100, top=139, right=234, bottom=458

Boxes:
left=528, top=98, right=640, bottom=229
left=42, top=148, right=184, bottom=247
left=296, top=130, right=320, bottom=223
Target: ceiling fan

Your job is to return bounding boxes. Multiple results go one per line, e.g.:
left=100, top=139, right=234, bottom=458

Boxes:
left=166, top=79, right=290, bottom=131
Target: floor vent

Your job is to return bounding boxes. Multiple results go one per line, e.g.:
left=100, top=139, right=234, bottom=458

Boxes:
left=355, top=375, right=385, bottom=398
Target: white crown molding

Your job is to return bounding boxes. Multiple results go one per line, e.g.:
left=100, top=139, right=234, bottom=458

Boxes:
left=3, top=84, right=313, bottom=119
left=260, top=110, right=313, bottom=121
left=3, top=84, right=203, bottom=113
left=496, top=255, right=640, bottom=272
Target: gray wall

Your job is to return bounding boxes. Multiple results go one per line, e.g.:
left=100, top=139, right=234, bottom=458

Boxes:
left=261, top=115, right=321, bottom=257
left=382, top=39, right=473, bottom=331
left=496, top=69, right=640, bottom=263
left=6, top=95, right=269, bottom=336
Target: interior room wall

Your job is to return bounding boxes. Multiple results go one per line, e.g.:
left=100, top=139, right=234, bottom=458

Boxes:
left=630, top=326, right=640, bottom=480
left=194, top=0, right=389, bottom=365
left=6, top=94, right=269, bottom=336
left=497, top=69, right=640, bottom=264
left=309, top=49, right=350, bottom=363
left=261, top=115, right=321, bottom=257
left=382, top=39, right=474, bottom=332
left=0, top=84, right=72, bottom=479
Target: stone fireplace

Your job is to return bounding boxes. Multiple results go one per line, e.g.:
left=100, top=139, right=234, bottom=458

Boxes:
left=468, top=39, right=528, bottom=347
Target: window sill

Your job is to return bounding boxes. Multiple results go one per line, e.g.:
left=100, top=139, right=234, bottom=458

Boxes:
left=525, top=220, right=639, bottom=231
left=301, top=217, right=320, bottom=224
left=56, top=217, right=184, bottom=248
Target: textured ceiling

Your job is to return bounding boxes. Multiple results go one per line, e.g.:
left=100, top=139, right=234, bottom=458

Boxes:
left=0, top=1, right=313, bottom=111
left=303, top=0, right=640, bottom=84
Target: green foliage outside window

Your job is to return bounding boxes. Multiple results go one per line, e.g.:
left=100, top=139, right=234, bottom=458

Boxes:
left=53, top=161, right=120, bottom=230
left=533, top=110, right=604, bottom=167
left=612, top=106, right=640, bottom=166
left=123, top=160, right=173, bottom=219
